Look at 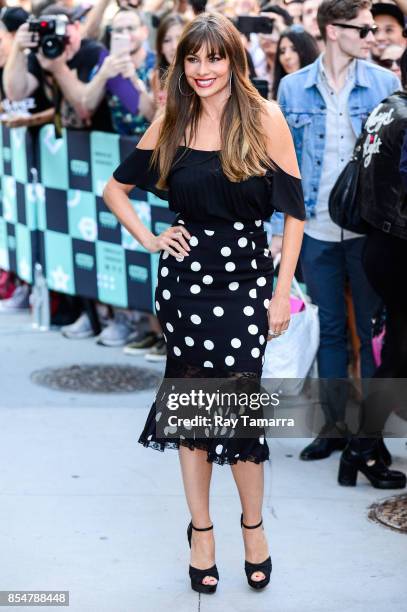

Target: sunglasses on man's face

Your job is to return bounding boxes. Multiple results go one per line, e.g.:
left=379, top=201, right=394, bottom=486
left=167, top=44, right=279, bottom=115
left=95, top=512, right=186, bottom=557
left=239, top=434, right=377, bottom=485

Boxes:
left=378, top=57, right=402, bottom=69
left=331, top=23, right=378, bottom=38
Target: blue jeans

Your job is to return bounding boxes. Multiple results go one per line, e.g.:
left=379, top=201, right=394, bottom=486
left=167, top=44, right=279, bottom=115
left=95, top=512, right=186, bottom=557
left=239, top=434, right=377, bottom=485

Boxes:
left=300, top=234, right=381, bottom=423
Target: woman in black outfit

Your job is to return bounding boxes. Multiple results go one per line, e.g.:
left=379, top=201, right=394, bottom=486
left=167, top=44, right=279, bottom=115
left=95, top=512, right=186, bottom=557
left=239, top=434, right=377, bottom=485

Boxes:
left=104, top=13, right=305, bottom=594
left=337, top=49, right=407, bottom=490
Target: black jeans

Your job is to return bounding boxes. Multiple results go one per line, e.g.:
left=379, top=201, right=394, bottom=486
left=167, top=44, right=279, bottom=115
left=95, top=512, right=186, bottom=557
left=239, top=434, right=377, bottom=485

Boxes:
left=355, top=228, right=407, bottom=448
left=363, top=229, right=407, bottom=377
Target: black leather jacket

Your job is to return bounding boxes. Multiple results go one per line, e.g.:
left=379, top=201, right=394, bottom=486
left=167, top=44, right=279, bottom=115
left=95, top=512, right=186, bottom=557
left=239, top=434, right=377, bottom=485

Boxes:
left=360, top=91, right=407, bottom=240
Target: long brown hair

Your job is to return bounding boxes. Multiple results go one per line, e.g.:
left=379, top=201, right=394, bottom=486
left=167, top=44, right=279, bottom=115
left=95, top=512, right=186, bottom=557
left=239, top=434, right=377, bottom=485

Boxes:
left=155, top=13, right=186, bottom=79
left=151, top=11, right=273, bottom=189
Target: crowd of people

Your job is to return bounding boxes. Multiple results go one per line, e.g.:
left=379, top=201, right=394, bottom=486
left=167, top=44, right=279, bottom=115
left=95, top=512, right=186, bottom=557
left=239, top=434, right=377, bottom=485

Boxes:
left=0, top=0, right=406, bottom=484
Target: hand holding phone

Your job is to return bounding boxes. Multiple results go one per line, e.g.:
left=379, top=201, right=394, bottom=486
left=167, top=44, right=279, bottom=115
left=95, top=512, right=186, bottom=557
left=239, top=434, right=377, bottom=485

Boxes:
left=111, top=33, right=131, bottom=56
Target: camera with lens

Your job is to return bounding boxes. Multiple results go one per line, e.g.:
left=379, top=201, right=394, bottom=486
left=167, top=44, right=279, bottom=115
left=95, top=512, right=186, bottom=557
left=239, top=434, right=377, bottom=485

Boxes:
left=28, top=15, right=70, bottom=59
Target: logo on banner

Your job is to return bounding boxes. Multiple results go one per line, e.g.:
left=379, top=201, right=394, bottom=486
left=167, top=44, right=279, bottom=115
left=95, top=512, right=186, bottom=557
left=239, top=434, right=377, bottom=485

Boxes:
left=43, top=125, right=64, bottom=156
left=67, top=191, right=81, bottom=208
left=2, top=147, right=11, bottom=162
left=75, top=253, right=94, bottom=270
left=78, top=217, right=97, bottom=241
left=97, top=272, right=116, bottom=291
left=50, top=265, right=70, bottom=291
left=128, top=265, right=148, bottom=282
left=99, top=211, right=118, bottom=229
left=70, top=159, right=89, bottom=177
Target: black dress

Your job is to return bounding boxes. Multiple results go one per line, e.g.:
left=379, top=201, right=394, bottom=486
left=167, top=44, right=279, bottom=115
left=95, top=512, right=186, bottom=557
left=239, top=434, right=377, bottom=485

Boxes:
left=113, top=144, right=305, bottom=465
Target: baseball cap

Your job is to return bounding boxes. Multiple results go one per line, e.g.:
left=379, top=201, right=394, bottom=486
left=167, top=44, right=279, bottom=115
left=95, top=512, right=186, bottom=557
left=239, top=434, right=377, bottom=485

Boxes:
left=39, top=3, right=84, bottom=23
left=0, top=7, right=29, bottom=32
left=372, top=3, right=406, bottom=30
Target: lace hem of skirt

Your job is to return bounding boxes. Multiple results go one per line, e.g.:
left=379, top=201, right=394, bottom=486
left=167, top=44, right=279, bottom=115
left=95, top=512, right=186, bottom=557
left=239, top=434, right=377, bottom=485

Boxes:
left=138, top=356, right=269, bottom=465
left=138, top=436, right=269, bottom=465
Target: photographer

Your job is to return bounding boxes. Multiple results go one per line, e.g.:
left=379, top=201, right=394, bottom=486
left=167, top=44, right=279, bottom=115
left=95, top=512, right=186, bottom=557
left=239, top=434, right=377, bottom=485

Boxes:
left=82, top=8, right=155, bottom=136
left=3, top=4, right=112, bottom=130
left=0, top=6, right=57, bottom=128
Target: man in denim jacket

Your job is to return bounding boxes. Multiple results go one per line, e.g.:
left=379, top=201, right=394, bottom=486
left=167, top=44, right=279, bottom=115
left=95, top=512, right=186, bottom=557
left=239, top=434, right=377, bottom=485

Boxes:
left=273, top=0, right=400, bottom=461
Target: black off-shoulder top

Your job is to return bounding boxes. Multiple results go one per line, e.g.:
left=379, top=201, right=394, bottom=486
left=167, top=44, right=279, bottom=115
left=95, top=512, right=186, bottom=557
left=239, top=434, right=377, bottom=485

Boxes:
left=113, top=145, right=305, bottom=223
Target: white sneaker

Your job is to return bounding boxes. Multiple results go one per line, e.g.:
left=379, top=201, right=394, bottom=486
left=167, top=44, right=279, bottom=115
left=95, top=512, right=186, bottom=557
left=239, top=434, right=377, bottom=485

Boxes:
left=0, top=284, right=30, bottom=312
left=96, top=311, right=136, bottom=347
left=61, top=312, right=95, bottom=339
left=144, top=336, right=167, bottom=362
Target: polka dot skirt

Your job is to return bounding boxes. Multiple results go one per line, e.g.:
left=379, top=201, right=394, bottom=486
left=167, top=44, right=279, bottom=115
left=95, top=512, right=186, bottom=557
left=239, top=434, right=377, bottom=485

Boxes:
left=138, top=217, right=274, bottom=465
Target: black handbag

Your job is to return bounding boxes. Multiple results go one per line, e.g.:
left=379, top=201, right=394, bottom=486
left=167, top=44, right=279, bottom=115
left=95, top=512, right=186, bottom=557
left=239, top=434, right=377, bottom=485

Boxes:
left=328, top=133, right=370, bottom=234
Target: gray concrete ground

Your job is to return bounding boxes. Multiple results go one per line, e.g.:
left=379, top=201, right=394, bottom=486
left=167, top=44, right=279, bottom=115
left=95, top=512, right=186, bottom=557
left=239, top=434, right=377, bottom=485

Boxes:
left=0, top=310, right=406, bottom=612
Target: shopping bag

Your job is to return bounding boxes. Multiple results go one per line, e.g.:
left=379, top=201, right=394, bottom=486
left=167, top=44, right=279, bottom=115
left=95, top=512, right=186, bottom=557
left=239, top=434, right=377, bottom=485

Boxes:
left=262, top=262, right=319, bottom=396
left=372, top=328, right=385, bottom=368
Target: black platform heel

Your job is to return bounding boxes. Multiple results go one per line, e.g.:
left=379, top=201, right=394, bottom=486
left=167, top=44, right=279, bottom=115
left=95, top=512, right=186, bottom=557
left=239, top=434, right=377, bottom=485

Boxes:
left=338, top=442, right=406, bottom=489
left=240, top=514, right=272, bottom=590
left=187, top=522, right=219, bottom=594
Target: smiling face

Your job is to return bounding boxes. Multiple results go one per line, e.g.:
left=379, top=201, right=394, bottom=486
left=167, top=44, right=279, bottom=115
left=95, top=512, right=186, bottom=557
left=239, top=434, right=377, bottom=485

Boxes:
left=327, top=8, right=376, bottom=60
left=161, top=23, right=183, bottom=65
left=278, top=36, right=300, bottom=73
left=184, top=42, right=230, bottom=99
left=372, top=14, right=406, bottom=59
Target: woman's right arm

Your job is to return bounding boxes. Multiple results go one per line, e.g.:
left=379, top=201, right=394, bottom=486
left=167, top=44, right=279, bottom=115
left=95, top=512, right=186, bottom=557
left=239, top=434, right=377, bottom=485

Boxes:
left=103, top=118, right=191, bottom=257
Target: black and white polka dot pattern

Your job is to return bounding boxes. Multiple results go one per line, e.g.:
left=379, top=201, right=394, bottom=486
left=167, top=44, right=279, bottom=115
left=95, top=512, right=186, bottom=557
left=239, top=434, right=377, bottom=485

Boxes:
left=153, top=217, right=274, bottom=373
left=138, top=217, right=274, bottom=465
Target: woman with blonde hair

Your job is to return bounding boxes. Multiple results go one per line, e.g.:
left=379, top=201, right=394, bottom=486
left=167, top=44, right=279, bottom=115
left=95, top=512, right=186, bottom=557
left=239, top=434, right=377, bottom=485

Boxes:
left=103, top=11, right=305, bottom=594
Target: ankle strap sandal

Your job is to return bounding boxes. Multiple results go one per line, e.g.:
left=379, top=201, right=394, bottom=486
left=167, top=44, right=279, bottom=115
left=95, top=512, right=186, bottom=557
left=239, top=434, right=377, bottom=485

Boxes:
left=187, top=521, right=219, bottom=594
left=240, top=513, right=272, bottom=590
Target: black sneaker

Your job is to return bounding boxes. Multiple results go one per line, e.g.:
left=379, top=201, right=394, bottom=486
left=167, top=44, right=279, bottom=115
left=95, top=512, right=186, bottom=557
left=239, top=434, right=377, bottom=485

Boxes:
left=145, top=336, right=167, bottom=362
left=123, top=331, right=160, bottom=355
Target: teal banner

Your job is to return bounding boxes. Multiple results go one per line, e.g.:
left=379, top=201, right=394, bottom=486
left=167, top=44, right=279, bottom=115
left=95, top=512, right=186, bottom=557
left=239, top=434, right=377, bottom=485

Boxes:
left=0, top=124, right=173, bottom=312
left=0, top=125, right=36, bottom=284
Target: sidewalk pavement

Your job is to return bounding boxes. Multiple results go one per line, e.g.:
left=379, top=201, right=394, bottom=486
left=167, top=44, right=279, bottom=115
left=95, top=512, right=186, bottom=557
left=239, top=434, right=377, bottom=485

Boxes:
left=0, top=310, right=406, bottom=612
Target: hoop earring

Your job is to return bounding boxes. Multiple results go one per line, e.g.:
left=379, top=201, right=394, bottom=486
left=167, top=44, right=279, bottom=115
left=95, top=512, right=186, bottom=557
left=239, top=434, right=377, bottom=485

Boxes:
left=178, top=72, right=194, bottom=97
